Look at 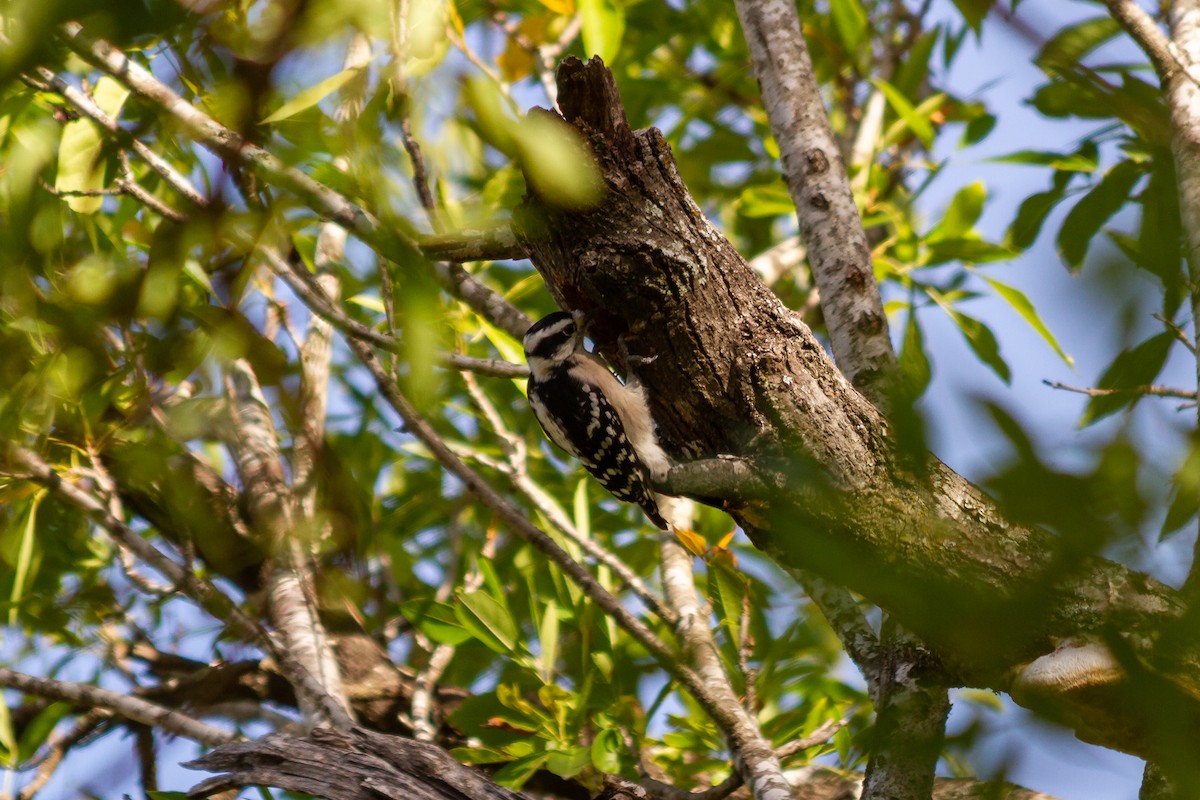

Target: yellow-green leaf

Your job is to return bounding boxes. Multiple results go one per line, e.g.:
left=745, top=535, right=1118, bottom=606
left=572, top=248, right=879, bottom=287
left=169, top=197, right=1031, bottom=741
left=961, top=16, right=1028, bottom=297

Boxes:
left=56, top=76, right=129, bottom=213
left=579, top=0, right=624, bottom=64
left=538, top=601, right=560, bottom=683
left=262, top=66, right=368, bottom=124
left=515, top=114, right=604, bottom=209
left=457, top=588, right=518, bottom=653
left=982, top=276, right=1072, bottom=366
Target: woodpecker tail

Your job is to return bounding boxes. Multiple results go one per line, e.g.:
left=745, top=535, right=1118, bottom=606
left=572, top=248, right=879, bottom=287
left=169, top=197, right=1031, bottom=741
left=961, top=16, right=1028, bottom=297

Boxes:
left=640, top=497, right=669, bottom=530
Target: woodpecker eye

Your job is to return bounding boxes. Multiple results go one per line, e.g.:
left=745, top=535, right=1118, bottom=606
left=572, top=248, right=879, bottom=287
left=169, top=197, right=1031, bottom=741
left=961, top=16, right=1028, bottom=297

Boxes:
left=524, top=314, right=578, bottom=358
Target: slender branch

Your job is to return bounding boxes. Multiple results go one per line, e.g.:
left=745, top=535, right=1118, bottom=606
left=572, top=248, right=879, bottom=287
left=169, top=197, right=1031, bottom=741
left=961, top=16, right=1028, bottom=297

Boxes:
left=1099, top=0, right=1180, bottom=83
left=417, top=227, right=528, bottom=263
left=442, top=353, right=528, bottom=378
left=1043, top=380, right=1198, bottom=401
left=225, top=360, right=352, bottom=726
left=17, top=709, right=110, bottom=800
left=0, top=667, right=235, bottom=747
left=56, top=22, right=530, bottom=338
left=733, top=0, right=896, bottom=406
left=659, top=536, right=792, bottom=800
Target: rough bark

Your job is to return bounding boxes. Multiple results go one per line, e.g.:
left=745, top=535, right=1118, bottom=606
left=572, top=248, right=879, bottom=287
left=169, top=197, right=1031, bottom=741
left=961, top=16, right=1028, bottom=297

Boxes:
left=512, top=56, right=1200, bottom=763
left=186, top=727, right=526, bottom=800
left=1166, top=2, right=1200, bottom=606
left=732, top=0, right=894, bottom=402
left=733, top=4, right=950, bottom=797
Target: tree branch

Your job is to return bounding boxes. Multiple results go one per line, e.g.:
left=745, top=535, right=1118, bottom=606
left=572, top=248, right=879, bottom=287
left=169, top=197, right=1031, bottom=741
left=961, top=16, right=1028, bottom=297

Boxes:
left=0, top=668, right=235, bottom=747
left=224, top=360, right=352, bottom=726
left=512, top=55, right=1200, bottom=763
left=1100, top=0, right=1180, bottom=83
left=732, top=0, right=896, bottom=405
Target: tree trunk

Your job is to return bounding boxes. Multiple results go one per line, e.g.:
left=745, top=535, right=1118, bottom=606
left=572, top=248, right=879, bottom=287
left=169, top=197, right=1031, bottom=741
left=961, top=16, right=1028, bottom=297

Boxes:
left=513, top=56, right=1200, bottom=766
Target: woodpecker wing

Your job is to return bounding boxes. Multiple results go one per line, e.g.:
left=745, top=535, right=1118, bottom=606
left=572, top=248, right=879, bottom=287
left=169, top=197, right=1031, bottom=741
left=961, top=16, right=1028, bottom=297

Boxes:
left=528, top=365, right=668, bottom=529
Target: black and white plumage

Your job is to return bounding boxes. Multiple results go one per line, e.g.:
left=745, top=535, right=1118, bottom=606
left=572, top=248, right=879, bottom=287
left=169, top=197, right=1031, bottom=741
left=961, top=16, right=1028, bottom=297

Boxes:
left=523, top=311, right=670, bottom=529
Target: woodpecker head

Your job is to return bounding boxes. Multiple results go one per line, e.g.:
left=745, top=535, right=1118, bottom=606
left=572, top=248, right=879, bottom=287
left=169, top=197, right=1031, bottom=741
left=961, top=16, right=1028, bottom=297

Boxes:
left=523, top=311, right=583, bottom=380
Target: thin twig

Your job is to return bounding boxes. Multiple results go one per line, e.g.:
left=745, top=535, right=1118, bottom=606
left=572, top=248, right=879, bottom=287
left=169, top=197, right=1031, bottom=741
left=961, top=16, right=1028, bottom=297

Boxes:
left=1154, top=313, right=1197, bottom=354
left=1043, top=380, right=1198, bottom=401
left=17, top=709, right=111, bottom=800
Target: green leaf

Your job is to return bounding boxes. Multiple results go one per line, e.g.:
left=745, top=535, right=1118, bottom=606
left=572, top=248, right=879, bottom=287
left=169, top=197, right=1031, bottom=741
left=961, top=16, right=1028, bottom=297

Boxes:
left=1036, top=16, right=1121, bottom=71
left=931, top=181, right=985, bottom=241
left=1081, top=332, right=1174, bottom=425
left=950, top=0, right=990, bottom=33
left=892, top=28, right=939, bottom=98
left=954, top=312, right=1010, bottom=383
left=346, top=293, right=386, bottom=314
left=0, top=692, right=15, bottom=766
left=261, top=66, right=367, bottom=123
left=579, top=0, right=625, bottom=64
left=872, top=78, right=936, bottom=148
left=539, top=601, right=560, bottom=684
left=456, top=588, right=519, bottom=653
left=1057, top=160, right=1144, bottom=270
left=898, top=309, right=932, bottom=398
left=709, top=561, right=746, bottom=647
left=56, top=76, right=130, bottom=213
left=982, top=276, right=1072, bottom=366
left=925, top=238, right=1014, bottom=266
left=400, top=598, right=473, bottom=646
left=830, top=0, right=868, bottom=52
left=16, top=701, right=70, bottom=762
left=465, top=77, right=520, bottom=158
left=515, top=114, right=604, bottom=210
left=1162, top=437, right=1200, bottom=538
left=1031, top=79, right=1113, bottom=119
left=962, top=112, right=996, bottom=146
left=1138, top=152, right=1185, bottom=308
left=450, top=746, right=511, bottom=765
left=546, top=745, right=591, bottom=778
left=591, top=726, right=623, bottom=773
left=1006, top=186, right=1067, bottom=251
left=403, top=0, right=450, bottom=78
left=6, top=490, right=43, bottom=626
left=738, top=183, right=796, bottom=219
left=572, top=478, right=590, bottom=544
left=988, top=149, right=1098, bottom=172
left=493, top=751, right=550, bottom=790
left=929, top=290, right=1010, bottom=383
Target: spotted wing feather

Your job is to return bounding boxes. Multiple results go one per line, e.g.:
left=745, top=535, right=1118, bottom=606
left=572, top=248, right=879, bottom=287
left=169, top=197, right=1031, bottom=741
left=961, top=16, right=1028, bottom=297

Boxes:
left=528, top=365, right=668, bottom=529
